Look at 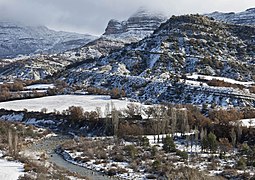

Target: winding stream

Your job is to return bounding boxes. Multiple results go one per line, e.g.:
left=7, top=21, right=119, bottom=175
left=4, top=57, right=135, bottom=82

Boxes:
left=28, top=135, right=113, bottom=180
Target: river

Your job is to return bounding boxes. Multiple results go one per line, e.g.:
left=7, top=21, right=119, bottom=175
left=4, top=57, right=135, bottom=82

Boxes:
left=28, top=135, right=114, bottom=180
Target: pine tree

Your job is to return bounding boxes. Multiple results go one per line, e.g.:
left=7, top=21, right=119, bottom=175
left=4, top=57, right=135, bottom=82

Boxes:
left=201, top=136, right=208, bottom=152
left=163, top=135, right=176, bottom=153
left=208, top=132, right=218, bottom=153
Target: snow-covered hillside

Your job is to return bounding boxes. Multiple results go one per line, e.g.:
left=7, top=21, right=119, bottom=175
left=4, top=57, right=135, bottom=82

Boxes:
left=0, top=54, right=72, bottom=80
left=0, top=21, right=97, bottom=58
left=206, top=7, right=255, bottom=26
left=61, top=14, right=255, bottom=107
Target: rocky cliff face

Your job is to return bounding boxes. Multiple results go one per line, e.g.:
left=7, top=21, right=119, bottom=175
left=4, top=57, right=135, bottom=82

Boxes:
left=0, top=21, right=97, bottom=58
left=63, top=8, right=167, bottom=61
left=103, top=8, right=166, bottom=41
left=206, top=8, right=255, bottom=26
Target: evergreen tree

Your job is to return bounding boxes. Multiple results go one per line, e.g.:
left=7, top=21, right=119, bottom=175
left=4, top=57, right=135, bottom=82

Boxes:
left=201, top=136, right=208, bottom=152
left=141, top=136, right=150, bottom=147
left=208, top=132, right=218, bottom=153
left=163, top=135, right=176, bottom=153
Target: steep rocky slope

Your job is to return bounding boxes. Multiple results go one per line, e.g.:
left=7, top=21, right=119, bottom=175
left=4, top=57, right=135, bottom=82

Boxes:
left=0, top=21, right=97, bottom=58
left=61, top=15, right=255, bottom=107
left=206, top=8, right=255, bottom=26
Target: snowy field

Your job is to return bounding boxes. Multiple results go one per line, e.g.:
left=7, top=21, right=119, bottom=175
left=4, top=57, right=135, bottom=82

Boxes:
left=239, top=118, right=255, bottom=127
left=0, top=152, right=24, bottom=180
left=0, top=95, right=134, bottom=113
left=25, top=84, right=55, bottom=90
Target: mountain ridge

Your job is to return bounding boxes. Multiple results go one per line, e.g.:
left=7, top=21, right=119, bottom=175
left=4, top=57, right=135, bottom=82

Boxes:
left=0, top=21, right=97, bottom=58
left=206, top=7, right=255, bottom=26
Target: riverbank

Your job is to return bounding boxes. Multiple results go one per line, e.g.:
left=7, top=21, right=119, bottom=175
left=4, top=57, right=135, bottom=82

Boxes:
left=23, top=135, right=114, bottom=180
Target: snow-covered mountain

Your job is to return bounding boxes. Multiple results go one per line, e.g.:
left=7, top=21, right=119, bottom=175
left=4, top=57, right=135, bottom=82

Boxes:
left=60, top=14, right=255, bottom=107
left=103, top=8, right=167, bottom=42
left=0, top=8, right=167, bottom=81
left=0, top=21, right=97, bottom=58
left=206, top=8, right=255, bottom=26
left=62, top=8, right=167, bottom=61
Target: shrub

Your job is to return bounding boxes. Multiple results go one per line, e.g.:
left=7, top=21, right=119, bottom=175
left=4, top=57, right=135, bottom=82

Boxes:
left=141, top=136, right=150, bottom=147
left=152, top=159, right=161, bottom=171
left=162, top=135, right=176, bottom=153
left=107, top=168, right=117, bottom=176
left=124, top=145, right=137, bottom=160
left=176, top=150, right=188, bottom=160
left=237, top=157, right=246, bottom=170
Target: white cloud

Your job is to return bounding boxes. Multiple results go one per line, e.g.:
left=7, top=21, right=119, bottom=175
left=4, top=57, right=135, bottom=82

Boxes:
left=0, top=0, right=254, bottom=35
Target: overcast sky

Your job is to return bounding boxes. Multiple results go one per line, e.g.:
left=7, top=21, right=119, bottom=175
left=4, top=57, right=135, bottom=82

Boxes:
left=0, top=0, right=254, bottom=35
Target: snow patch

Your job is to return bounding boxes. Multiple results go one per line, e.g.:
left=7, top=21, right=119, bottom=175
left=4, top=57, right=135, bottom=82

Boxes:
left=0, top=152, right=24, bottom=180
left=25, top=84, right=55, bottom=90
left=187, top=74, right=254, bottom=86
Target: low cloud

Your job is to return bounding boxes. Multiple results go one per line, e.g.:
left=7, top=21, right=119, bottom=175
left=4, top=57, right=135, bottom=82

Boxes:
left=0, top=0, right=253, bottom=35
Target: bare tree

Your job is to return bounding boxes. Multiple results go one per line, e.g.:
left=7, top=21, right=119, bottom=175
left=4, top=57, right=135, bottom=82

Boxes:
left=194, top=126, right=199, bottom=152
left=177, top=108, right=188, bottom=136
left=237, top=122, right=242, bottom=143
left=104, top=103, right=110, bottom=117
left=200, top=128, right=207, bottom=152
left=152, top=105, right=162, bottom=143
left=67, top=106, right=84, bottom=122
left=8, top=129, right=13, bottom=155
left=162, top=109, right=170, bottom=134
left=112, top=110, right=120, bottom=136
left=95, top=107, right=102, bottom=119
left=125, top=103, right=141, bottom=119
left=14, top=132, right=18, bottom=156
left=170, top=107, right=177, bottom=136
left=41, top=108, right=47, bottom=114
left=230, top=128, right=236, bottom=147
left=104, top=103, right=111, bottom=134
left=143, top=106, right=154, bottom=119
